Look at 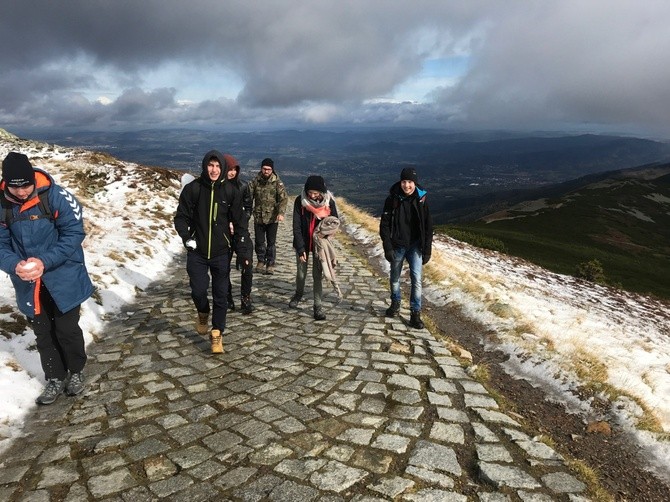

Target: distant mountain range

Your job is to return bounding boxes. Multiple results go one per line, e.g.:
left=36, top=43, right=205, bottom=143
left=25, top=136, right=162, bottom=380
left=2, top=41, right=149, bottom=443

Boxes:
left=449, top=163, right=670, bottom=299
left=16, top=127, right=670, bottom=223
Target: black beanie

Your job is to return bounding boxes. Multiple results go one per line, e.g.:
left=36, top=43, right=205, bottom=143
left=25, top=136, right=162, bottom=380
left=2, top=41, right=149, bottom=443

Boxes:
left=261, top=158, right=274, bottom=171
left=400, top=167, right=418, bottom=183
left=304, top=175, right=327, bottom=193
left=2, top=152, right=35, bottom=188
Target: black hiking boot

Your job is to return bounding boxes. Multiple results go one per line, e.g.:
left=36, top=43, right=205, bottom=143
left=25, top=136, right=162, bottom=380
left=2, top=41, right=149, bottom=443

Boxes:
left=313, top=306, right=326, bottom=321
left=289, top=294, right=302, bottom=309
left=241, top=296, right=254, bottom=315
left=385, top=299, right=400, bottom=317
left=227, top=294, right=235, bottom=311
left=409, top=309, right=424, bottom=329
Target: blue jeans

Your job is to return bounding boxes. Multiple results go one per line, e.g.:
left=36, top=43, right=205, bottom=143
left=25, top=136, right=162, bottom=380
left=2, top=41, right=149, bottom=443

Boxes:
left=389, top=242, right=423, bottom=311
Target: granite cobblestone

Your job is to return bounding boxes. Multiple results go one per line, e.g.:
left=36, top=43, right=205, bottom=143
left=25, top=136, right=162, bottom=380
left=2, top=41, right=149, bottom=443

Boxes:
left=0, top=221, right=590, bottom=500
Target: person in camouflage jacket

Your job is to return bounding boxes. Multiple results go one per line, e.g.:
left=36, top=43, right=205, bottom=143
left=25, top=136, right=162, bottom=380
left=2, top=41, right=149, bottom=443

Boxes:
left=248, top=158, right=288, bottom=274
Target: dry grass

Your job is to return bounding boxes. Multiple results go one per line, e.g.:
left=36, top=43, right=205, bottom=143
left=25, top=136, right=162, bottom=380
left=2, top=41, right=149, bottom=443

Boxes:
left=338, top=197, right=378, bottom=233
left=566, top=459, right=614, bottom=502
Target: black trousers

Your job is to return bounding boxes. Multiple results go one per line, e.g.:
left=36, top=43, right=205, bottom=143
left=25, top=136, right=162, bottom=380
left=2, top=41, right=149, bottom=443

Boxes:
left=32, top=286, right=86, bottom=381
left=186, top=250, right=230, bottom=331
left=254, top=222, right=279, bottom=266
left=227, top=253, right=253, bottom=298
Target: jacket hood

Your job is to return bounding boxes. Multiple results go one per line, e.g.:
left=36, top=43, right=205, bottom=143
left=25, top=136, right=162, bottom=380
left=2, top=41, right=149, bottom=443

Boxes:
left=200, top=150, right=227, bottom=182
left=223, top=154, right=240, bottom=182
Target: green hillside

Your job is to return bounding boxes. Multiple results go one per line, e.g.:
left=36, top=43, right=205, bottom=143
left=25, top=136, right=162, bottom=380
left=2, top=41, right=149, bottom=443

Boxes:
left=439, top=165, right=670, bottom=300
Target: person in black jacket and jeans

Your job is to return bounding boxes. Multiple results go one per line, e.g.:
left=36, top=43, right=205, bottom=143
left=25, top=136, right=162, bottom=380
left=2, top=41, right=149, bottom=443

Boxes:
left=174, top=150, right=249, bottom=353
left=379, top=167, right=433, bottom=329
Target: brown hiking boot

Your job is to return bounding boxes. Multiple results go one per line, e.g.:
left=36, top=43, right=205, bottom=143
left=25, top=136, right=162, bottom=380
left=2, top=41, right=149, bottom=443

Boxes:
left=266, top=264, right=275, bottom=275
left=195, top=312, right=209, bottom=335
left=210, top=329, right=224, bottom=354
left=255, top=262, right=264, bottom=273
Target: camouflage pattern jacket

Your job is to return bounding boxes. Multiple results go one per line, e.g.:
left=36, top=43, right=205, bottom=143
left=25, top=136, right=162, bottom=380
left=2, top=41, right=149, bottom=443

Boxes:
left=248, top=172, right=288, bottom=225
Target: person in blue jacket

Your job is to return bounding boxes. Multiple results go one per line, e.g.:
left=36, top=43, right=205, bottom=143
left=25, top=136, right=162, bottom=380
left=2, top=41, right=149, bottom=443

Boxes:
left=0, top=152, right=94, bottom=405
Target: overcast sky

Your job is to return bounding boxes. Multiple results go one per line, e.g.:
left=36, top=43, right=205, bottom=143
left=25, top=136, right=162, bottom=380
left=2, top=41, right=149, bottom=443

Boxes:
left=2, top=1, right=670, bottom=138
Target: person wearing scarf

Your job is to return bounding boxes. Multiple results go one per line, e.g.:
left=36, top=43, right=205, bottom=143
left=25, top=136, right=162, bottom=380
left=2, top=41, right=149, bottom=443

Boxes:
left=290, top=175, right=338, bottom=320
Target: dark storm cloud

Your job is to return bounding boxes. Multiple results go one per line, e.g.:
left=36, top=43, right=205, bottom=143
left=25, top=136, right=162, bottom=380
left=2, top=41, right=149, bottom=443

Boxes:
left=2, top=1, right=670, bottom=136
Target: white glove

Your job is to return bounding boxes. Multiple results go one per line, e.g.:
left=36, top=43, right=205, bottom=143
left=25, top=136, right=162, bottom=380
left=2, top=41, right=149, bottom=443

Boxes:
left=185, top=239, right=197, bottom=250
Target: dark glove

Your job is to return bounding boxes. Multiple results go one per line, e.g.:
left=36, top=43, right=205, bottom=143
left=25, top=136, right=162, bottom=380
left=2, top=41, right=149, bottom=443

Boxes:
left=422, top=254, right=431, bottom=265
left=384, top=250, right=395, bottom=263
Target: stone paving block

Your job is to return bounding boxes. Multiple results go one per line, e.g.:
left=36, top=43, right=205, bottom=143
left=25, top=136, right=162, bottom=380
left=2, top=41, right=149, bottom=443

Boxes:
left=541, top=472, right=587, bottom=493
left=392, top=389, right=422, bottom=404
left=165, top=482, right=221, bottom=502
left=478, top=462, right=541, bottom=489
left=88, top=468, right=138, bottom=498
left=249, top=443, right=294, bottom=465
left=473, top=422, right=500, bottom=442
left=516, top=440, right=564, bottom=461
left=63, top=482, right=88, bottom=501
left=465, top=393, right=499, bottom=409
left=337, top=427, right=375, bottom=445
left=429, top=422, right=465, bottom=444
left=268, top=479, right=320, bottom=501
left=386, top=419, right=423, bottom=437
left=232, top=474, right=283, bottom=501
left=125, top=437, right=171, bottom=461
left=427, top=391, right=453, bottom=406
left=461, top=380, right=488, bottom=394
left=408, top=440, right=461, bottom=476
left=405, top=465, right=455, bottom=489
left=371, top=433, right=411, bottom=453
left=149, top=473, right=194, bottom=498
left=389, top=405, right=424, bottom=420
left=275, top=458, right=328, bottom=480
left=36, top=444, right=71, bottom=464
left=474, top=408, right=521, bottom=426
left=476, top=443, right=514, bottom=463
left=81, top=451, right=126, bottom=476
left=168, top=422, right=213, bottom=445
left=368, top=476, right=415, bottom=498
left=387, top=374, right=421, bottom=390
left=517, top=491, right=555, bottom=501
left=310, top=460, right=368, bottom=492
left=131, top=423, right=162, bottom=441
left=144, top=455, right=178, bottom=480
left=403, top=488, right=467, bottom=501
left=478, top=493, right=511, bottom=501
left=168, top=444, right=213, bottom=469
left=36, top=461, right=80, bottom=488
left=405, top=363, right=436, bottom=377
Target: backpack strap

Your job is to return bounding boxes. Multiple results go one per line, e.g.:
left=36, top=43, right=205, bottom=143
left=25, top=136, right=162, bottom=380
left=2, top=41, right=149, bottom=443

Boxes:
left=0, top=190, right=53, bottom=227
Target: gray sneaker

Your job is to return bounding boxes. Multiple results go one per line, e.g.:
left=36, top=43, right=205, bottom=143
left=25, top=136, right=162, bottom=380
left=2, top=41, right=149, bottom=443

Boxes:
left=66, top=372, right=85, bottom=396
left=36, top=378, right=66, bottom=405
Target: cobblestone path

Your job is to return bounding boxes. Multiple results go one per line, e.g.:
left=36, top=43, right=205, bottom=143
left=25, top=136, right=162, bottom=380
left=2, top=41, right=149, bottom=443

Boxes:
left=0, top=219, right=590, bottom=501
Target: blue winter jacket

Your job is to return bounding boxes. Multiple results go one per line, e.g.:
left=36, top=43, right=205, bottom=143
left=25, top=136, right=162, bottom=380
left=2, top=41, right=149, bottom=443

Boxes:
left=0, top=168, right=93, bottom=318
